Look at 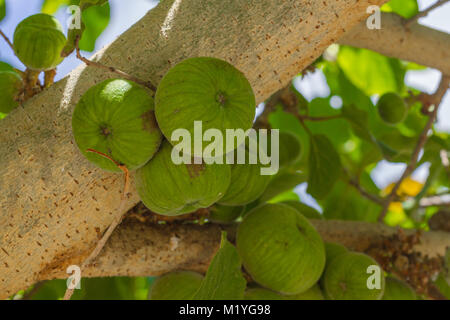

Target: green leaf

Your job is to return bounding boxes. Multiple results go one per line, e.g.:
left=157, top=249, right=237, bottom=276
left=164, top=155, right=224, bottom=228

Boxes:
left=193, top=232, right=246, bottom=300
left=382, top=0, right=419, bottom=19
left=0, top=0, right=5, bottom=22
left=79, top=2, right=110, bottom=52
left=0, top=61, right=14, bottom=72
left=41, top=0, right=70, bottom=14
left=337, top=46, right=406, bottom=96
left=341, top=104, right=373, bottom=142
left=307, top=134, right=342, bottom=199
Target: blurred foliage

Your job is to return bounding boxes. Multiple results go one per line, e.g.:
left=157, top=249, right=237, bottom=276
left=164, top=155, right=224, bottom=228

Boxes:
left=0, top=0, right=6, bottom=22
left=41, top=0, right=110, bottom=52
left=381, top=0, right=419, bottom=18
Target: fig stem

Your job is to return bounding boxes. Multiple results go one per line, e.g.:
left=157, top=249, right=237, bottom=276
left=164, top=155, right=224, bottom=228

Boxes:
left=0, top=28, right=14, bottom=51
left=44, top=69, right=57, bottom=88
left=63, top=149, right=130, bottom=300
left=74, top=36, right=157, bottom=92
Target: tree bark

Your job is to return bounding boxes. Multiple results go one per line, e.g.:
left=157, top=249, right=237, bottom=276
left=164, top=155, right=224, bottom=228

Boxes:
left=340, top=12, right=450, bottom=75
left=3, top=0, right=449, bottom=298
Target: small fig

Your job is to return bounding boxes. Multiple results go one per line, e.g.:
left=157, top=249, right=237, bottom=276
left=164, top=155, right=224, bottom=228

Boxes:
left=136, top=140, right=231, bottom=216
left=148, top=271, right=203, bottom=300
left=209, top=204, right=244, bottom=223
left=72, top=79, right=162, bottom=172
left=323, top=252, right=385, bottom=300
left=237, top=203, right=325, bottom=294
left=0, top=70, right=23, bottom=114
left=382, top=276, right=416, bottom=300
left=13, top=14, right=66, bottom=71
left=155, top=57, right=256, bottom=158
left=377, top=92, right=407, bottom=125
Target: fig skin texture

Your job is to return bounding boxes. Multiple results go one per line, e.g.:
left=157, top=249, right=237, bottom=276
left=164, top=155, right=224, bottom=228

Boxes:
left=72, top=79, right=162, bottom=172
left=136, top=140, right=231, bottom=216
left=282, top=201, right=323, bottom=220
left=382, top=276, right=416, bottom=300
left=155, top=57, right=256, bottom=158
left=148, top=271, right=203, bottom=300
left=13, top=14, right=67, bottom=71
left=323, top=252, right=385, bottom=300
left=324, top=242, right=348, bottom=265
left=237, top=203, right=326, bottom=295
left=376, top=92, right=407, bottom=125
left=0, top=71, right=23, bottom=114
left=245, top=284, right=324, bottom=300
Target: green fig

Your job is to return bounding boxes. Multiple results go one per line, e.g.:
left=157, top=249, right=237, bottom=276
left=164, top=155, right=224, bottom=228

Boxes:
left=72, top=79, right=162, bottom=172
left=136, top=140, right=231, bottom=216
left=382, top=276, right=416, bottom=300
left=148, top=271, right=203, bottom=300
left=209, top=204, right=244, bottom=223
left=245, top=285, right=324, bottom=300
left=377, top=92, right=407, bottom=125
left=13, top=14, right=67, bottom=71
left=0, top=70, right=22, bottom=114
left=324, top=242, right=348, bottom=265
left=282, top=201, right=323, bottom=220
left=323, top=252, right=385, bottom=300
left=237, top=203, right=326, bottom=294
left=155, top=57, right=256, bottom=158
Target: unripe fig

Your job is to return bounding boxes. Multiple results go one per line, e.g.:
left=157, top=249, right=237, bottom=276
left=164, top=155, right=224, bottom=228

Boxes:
left=324, top=242, right=348, bottom=265
left=376, top=92, right=407, bottom=125
left=72, top=79, right=162, bottom=172
left=136, top=140, right=231, bottom=216
left=209, top=204, right=244, bottom=223
left=282, top=201, right=323, bottom=220
left=155, top=57, right=256, bottom=158
left=218, top=155, right=271, bottom=206
left=244, top=285, right=324, bottom=300
left=13, top=14, right=66, bottom=71
left=148, top=271, right=203, bottom=300
left=382, top=276, right=416, bottom=300
left=323, top=252, right=385, bottom=300
left=0, top=70, right=22, bottom=114
left=237, top=203, right=326, bottom=294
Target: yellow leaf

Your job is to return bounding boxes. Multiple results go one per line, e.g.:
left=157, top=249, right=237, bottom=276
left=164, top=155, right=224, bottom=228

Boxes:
left=383, top=177, right=423, bottom=199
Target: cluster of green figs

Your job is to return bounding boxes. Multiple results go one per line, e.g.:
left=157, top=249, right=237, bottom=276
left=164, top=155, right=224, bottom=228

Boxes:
left=148, top=204, right=417, bottom=300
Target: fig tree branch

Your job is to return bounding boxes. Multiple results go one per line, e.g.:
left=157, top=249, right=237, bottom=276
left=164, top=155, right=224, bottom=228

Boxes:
left=29, top=218, right=450, bottom=284
left=378, top=76, right=450, bottom=221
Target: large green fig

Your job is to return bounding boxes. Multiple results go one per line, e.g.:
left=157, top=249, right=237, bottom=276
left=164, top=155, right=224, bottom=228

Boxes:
left=323, top=252, right=385, bottom=300
left=245, top=285, right=324, bottom=300
left=382, top=276, right=416, bottom=300
left=209, top=204, right=244, bottom=223
left=13, top=14, right=67, bottom=71
left=376, top=92, right=407, bottom=125
left=282, top=201, right=323, bottom=220
left=72, top=79, right=162, bottom=172
left=324, top=242, right=348, bottom=265
left=136, top=140, right=231, bottom=216
left=155, top=57, right=256, bottom=158
left=218, top=153, right=272, bottom=206
left=0, top=71, right=22, bottom=114
left=237, top=203, right=326, bottom=294
left=148, top=271, right=203, bottom=300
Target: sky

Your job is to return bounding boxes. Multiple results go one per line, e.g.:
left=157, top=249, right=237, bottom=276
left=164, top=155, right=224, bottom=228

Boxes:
left=0, top=0, right=448, bottom=210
